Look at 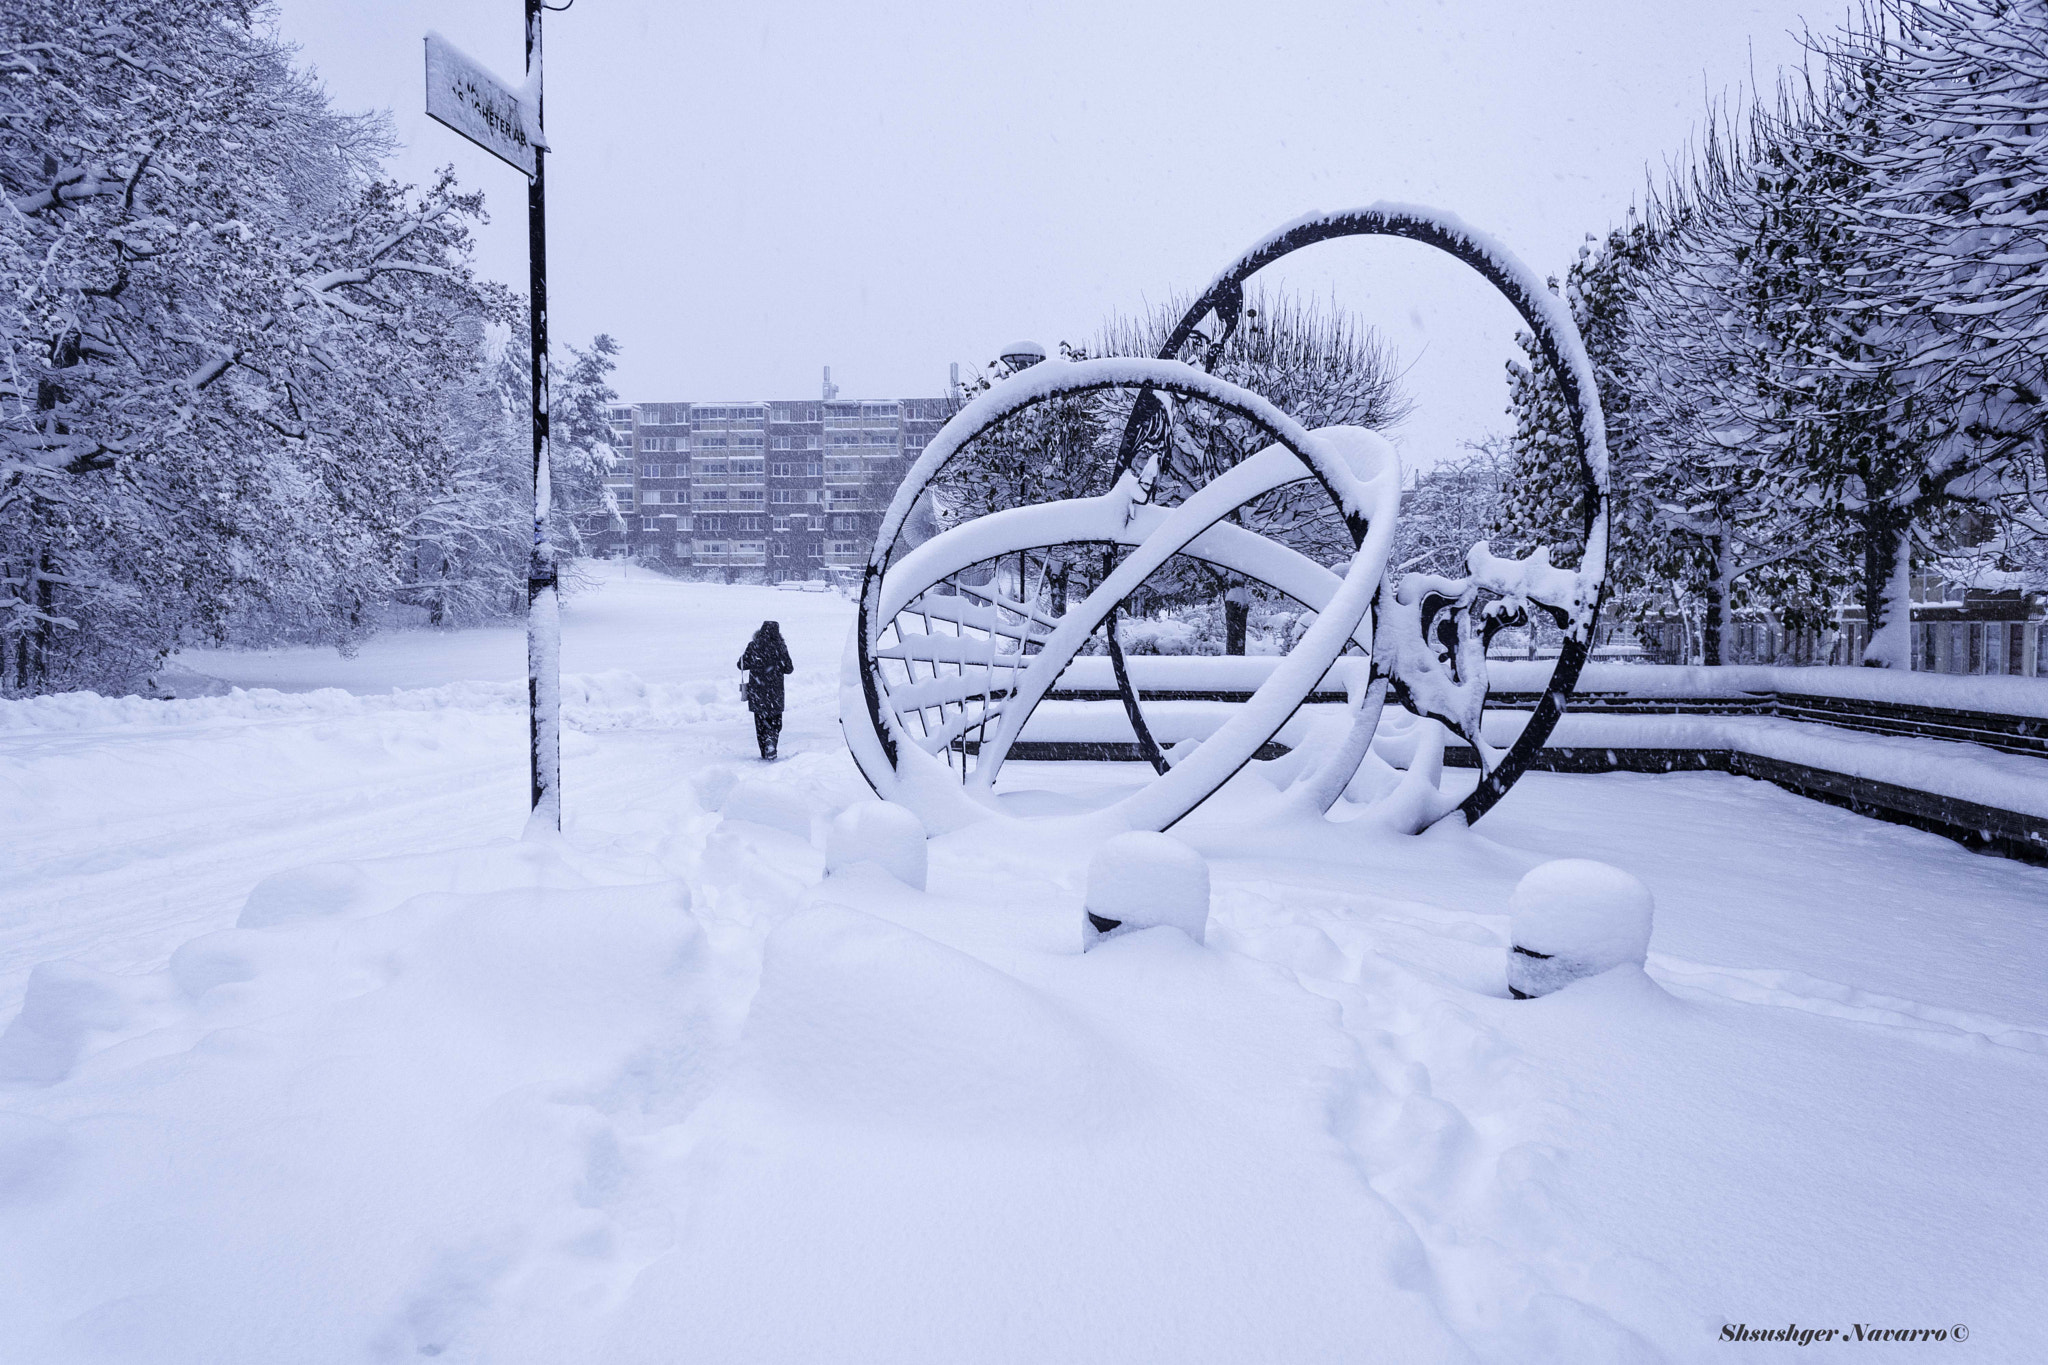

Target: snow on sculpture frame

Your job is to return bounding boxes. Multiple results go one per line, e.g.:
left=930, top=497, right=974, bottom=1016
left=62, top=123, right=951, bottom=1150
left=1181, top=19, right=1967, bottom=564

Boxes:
left=842, top=202, right=1609, bottom=833
left=1147, top=203, right=1611, bottom=824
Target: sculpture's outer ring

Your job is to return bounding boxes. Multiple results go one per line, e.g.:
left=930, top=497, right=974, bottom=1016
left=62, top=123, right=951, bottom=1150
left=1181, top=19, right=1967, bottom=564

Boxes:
left=1126, top=203, right=1611, bottom=825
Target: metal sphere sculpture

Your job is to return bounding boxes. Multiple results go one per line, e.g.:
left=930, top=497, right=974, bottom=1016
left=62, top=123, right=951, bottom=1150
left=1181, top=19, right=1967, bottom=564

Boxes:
left=843, top=204, right=1609, bottom=834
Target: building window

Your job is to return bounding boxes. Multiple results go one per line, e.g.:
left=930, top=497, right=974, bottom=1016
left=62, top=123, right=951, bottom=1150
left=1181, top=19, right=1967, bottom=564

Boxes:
left=806, top=461, right=823, bottom=476
left=698, top=516, right=724, bottom=532
left=731, top=433, right=764, bottom=448
left=732, top=488, right=764, bottom=504
left=697, top=435, right=729, bottom=448
left=736, top=516, right=762, bottom=531
left=833, top=515, right=858, bottom=532
left=736, top=540, right=767, bottom=555
left=641, top=463, right=659, bottom=478
left=771, top=516, right=790, bottom=531
left=730, top=458, right=765, bottom=474
left=698, top=541, right=729, bottom=555
left=828, top=540, right=859, bottom=555
left=772, top=436, right=792, bottom=450
left=641, top=517, right=658, bottom=531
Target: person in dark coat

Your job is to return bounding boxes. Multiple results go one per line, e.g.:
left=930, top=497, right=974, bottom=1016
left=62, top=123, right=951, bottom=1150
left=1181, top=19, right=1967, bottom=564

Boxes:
left=737, top=620, right=795, bottom=759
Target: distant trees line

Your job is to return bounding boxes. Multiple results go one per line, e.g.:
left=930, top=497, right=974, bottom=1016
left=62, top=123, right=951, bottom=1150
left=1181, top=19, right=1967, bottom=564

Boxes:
left=935, top=2, right=2048, bottom=670
left=1488, top=0, right=2048, bottom=668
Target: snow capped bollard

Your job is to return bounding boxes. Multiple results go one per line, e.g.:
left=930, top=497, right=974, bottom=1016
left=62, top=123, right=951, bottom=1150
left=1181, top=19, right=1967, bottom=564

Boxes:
left=1083, top=832, right=1209, bottom=949
left=825, top=801, right=928, bottom=890
left=1506, top=860, right=1654, bottom=999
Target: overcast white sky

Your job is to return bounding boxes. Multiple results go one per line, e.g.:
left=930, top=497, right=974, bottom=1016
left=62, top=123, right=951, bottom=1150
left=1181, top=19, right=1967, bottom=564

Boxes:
left=275, top=0, right=1840, bottom=466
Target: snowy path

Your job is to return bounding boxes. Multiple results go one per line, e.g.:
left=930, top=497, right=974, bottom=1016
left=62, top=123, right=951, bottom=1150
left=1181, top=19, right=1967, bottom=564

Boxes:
left=3, top=564, right=2045, bottom=1361
left=0, top=571, right=856, bottom=1016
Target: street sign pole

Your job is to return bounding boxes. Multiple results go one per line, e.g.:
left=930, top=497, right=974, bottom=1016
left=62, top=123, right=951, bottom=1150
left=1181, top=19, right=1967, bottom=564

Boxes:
left=523, top=0, right=561, bottom=832
left=423, top=12, right=559, bottom=832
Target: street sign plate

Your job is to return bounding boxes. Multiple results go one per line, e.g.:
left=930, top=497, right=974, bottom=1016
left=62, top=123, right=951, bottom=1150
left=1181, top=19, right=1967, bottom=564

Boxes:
left=424, top=32, right=544, bottom=178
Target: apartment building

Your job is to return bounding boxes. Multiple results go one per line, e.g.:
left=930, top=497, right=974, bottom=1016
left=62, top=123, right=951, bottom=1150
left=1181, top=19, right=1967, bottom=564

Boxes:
left=586, top=381, right=950, bottom=579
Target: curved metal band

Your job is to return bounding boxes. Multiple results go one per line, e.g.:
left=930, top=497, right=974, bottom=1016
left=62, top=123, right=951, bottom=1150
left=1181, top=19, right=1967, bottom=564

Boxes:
left=1110, top=203, right=1610, bottom=826
left=855, top=360, right=1384, bottom=821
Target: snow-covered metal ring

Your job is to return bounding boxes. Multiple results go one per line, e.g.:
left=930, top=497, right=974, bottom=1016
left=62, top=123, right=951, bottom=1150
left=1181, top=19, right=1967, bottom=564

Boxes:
left=1139, top=204, right=1610, bottom=826
left=842, top=204, right=1608, bottom=834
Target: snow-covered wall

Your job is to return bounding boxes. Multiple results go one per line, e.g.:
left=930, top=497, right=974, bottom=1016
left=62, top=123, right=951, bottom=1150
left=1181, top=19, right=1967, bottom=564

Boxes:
left=1045, top=658, right=2048, bottom=720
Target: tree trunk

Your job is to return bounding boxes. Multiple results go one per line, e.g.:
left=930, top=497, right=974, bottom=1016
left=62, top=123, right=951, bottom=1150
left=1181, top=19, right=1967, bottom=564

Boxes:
left=4, top=561, right=17, bottom=694
left=1223, top=587, right=1249, bottom=656
left=1859, top=510, right=1915, bottom=669
left=1701, top=533, right=1728, bottom=667
left=31, top=551, right=54, bottom=693
left=1049, top=561, right=1069, bottom=618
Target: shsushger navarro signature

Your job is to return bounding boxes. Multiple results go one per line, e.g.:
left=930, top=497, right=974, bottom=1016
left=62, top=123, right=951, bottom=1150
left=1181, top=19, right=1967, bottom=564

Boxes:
left=1721, top=1323, right=1970, bottom=1345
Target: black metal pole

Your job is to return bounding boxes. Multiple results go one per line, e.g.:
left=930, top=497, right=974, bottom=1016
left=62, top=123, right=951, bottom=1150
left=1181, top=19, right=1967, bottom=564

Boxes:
left=525, top=0, right=561, bottom=829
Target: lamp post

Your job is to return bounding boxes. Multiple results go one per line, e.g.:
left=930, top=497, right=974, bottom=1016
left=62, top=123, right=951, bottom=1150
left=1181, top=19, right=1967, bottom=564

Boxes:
left=423, top=2, right=567, bottom=833
left=999, top=340, right=1047, bottom=373
left=522, top=0, right=561, bottom=833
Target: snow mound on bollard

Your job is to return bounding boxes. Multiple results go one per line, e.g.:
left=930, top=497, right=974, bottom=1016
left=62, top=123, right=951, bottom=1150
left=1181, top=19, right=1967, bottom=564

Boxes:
left=824, top=801, right=928, bottom=890
left=1084, top=832, right=1209, bottom=948
left=1507, top=859, right=1654, bottom=999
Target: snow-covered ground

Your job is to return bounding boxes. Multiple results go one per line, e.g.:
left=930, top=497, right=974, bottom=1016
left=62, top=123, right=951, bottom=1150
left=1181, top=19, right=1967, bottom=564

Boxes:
left=2, top=561, right=2043, bottom=1362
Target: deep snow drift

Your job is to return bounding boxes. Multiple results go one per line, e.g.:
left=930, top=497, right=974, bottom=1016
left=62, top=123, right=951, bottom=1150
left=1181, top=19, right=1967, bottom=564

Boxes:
left=1, top=562, right=2044, bottom=1362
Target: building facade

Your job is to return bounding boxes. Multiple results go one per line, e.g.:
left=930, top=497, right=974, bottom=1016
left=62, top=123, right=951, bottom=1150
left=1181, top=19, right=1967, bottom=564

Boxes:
left=581, top=388, right=951, bottom=579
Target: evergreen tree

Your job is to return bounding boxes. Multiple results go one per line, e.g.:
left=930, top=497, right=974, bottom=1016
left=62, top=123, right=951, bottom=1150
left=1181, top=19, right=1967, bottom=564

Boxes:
left=1833, top=0, right=2048, bottom=609
left=1623, top=115, right=1847, bottom=662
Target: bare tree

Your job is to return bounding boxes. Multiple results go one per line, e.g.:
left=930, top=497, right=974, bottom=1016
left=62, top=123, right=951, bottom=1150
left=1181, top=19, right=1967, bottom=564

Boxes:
left=1095, top=290, right=1411, bottom=651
